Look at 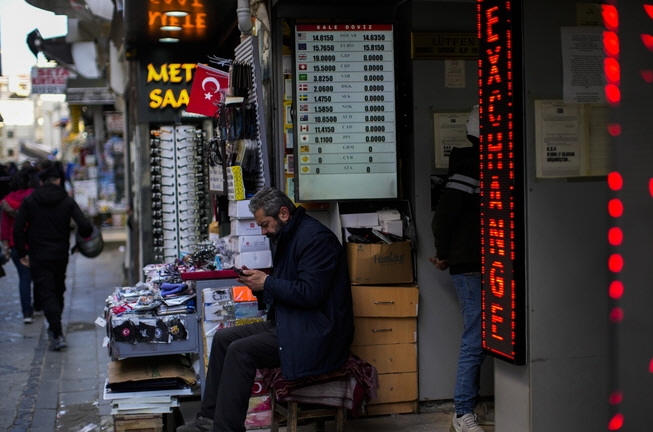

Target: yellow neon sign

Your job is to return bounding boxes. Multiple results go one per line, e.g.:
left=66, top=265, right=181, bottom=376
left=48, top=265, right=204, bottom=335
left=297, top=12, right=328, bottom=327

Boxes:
left=146, top=63, right=196, bottom=109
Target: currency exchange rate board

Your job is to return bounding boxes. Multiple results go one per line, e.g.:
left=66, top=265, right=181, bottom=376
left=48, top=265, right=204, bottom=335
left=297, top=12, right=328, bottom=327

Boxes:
left=294, top=24, right=398, bottom=201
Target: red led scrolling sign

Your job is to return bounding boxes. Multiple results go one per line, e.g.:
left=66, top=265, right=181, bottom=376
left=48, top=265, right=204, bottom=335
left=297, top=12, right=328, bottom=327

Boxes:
left=478, top=0, right=526, bottom=365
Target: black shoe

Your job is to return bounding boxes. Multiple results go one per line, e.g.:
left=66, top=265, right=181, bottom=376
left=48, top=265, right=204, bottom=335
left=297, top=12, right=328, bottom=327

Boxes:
left=176, top=416, right=213, bottom=432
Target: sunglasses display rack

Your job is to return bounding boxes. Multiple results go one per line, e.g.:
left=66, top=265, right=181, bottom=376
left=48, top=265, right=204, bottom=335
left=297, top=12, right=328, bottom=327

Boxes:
left=150, top=125, right=210, bottom=263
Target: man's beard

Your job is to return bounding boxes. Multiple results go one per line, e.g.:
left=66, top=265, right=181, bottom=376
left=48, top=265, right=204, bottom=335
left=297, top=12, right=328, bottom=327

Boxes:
left=267, top=217, right=287, bottom=242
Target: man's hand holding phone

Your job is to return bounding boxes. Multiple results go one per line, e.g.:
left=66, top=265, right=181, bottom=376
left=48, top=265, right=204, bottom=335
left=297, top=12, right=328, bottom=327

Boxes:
left=235, top=266, right=267, bottom=292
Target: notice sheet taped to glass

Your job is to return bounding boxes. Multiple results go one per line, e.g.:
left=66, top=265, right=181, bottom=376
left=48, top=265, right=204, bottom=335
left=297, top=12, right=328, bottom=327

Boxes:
left=294, top=24, right=398, bottom=201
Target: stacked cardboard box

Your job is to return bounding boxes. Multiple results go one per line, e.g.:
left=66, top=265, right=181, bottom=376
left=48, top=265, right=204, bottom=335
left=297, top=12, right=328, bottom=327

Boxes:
left=113, top=414, right=164, bottom=432
left=228, top=199, right=273, bottom=269
left=106, top=355, right=196, bottom=430
left=349, top=284, right=419, bottom=415
left=201, top=286, right=266, bottom=364
left=342, top=209, right=413, bottom=286
left=341, top=209, right=419, bottom=416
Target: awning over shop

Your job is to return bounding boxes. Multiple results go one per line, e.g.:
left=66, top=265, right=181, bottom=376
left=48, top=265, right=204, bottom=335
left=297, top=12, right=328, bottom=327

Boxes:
left=20, top=142, right=55, bottom=160
left=27, top=29, right=74, bottom=65
left=26, top=30, right=101, bottom=79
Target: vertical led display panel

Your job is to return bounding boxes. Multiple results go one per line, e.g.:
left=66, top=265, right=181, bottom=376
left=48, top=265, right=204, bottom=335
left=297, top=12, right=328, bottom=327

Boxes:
left=478, top=0, right=526, bottom=365
left=605, top=2, right=653, bottom=427
left=294, top=24, right=398, bottom=201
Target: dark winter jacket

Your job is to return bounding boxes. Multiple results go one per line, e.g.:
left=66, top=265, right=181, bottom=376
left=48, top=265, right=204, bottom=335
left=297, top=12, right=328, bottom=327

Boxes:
left=263, top=206, right=354, bottom=381
left=13, top=182, right=93, bottom=260
left=432, top=146, right=481, bottom=275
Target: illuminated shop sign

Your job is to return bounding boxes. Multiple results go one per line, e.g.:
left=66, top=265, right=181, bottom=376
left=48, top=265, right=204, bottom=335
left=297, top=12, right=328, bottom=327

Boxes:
left=478, top=0, right=526, bottom=365
left=146, top=0, right=208, bottom=40
left=138, top=61, right=208, bottom=122
left=125, top=0, right=238, bottom=48
left=146, top=63, right=196, bottom=109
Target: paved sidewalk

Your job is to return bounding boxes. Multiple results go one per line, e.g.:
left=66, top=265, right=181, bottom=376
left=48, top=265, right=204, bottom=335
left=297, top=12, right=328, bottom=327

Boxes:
left=1, top=239, right=126, bottom=432
left=0, top=235, right=486, bottom=432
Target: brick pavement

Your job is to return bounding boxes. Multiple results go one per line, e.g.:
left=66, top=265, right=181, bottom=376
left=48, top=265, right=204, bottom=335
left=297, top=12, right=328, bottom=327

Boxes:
left=1, top=238, right=126, bottom=432
left=0, top=234, right=469, bottom=432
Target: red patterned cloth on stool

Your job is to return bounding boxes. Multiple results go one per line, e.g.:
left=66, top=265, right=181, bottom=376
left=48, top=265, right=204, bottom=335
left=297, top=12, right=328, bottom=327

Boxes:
left=259, top=352, right=378, bottom=417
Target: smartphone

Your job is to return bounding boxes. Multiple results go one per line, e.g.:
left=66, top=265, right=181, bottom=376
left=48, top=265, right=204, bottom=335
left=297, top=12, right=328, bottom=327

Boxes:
left=235, top=267, right=246, bottom=276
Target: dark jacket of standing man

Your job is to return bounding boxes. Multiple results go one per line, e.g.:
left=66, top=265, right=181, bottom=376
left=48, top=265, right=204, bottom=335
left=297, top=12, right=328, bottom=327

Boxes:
left=13, top=162, right=93, bottom=351
left=431, top=106, right=493, bottom=432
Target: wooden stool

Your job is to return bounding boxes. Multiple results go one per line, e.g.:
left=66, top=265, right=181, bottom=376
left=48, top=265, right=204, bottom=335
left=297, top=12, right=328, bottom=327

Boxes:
left=270, top=395, right=345, bottom=432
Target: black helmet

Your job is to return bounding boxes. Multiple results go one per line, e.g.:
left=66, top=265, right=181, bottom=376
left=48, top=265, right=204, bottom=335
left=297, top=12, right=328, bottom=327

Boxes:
left=75, top=225, right=104, bottom=258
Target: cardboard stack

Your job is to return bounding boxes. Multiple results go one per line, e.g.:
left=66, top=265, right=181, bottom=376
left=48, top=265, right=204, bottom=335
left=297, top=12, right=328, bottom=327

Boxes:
left=228, top=199, right=273, bottom=270
left=202, top=286, right=236, bottom=355
left=341, top=207, right=419, bottom=415
left=341, top=209, right=413, bottom=286
left=201, top=286, right=266, bottom=365
left=105, top=355, right=197, bottom=430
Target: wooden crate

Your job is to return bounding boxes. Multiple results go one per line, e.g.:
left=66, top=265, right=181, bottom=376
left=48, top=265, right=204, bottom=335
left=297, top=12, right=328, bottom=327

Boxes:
left=114, top=414, right=163, bottom=432
left=350, top=284, right=420, bottom=416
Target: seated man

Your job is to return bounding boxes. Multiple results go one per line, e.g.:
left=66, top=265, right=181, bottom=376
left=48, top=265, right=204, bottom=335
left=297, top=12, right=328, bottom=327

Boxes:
left=178, top=187, right=354, bottom=432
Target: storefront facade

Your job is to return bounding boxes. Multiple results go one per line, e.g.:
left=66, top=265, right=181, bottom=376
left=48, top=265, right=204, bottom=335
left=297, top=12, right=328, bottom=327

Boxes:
left=32, top=0, right=653, bottom=430
left=120, top=1, right=614, bottom=431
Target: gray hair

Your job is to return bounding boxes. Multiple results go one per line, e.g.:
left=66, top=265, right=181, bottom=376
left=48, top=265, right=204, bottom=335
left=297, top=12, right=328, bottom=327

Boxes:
left=248, top=187, right=296, bottom=217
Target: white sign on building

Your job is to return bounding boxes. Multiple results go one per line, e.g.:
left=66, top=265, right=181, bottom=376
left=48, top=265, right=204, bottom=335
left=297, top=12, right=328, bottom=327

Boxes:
left=31, top=67, right=76, bottom=94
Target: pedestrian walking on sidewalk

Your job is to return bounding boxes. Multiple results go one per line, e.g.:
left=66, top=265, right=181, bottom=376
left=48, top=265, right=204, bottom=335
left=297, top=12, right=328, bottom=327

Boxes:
left=13, top=161, right=93, bottom=351
left=1, top=165, right=37, bottom=323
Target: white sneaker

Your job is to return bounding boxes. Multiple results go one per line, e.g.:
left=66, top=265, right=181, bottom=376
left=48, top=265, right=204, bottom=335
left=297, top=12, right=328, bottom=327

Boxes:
left=450, top=413, right=485, bottom=432
left=474, top=401, right=495, bottom=425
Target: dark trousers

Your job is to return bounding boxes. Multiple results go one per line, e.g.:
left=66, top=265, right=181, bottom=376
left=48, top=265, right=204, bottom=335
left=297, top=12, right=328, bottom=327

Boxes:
left=11, top=247, right=33, bottom=318
left=200, top=320, right=280, bottom=432
left=30, top=256, right=69, bottom=338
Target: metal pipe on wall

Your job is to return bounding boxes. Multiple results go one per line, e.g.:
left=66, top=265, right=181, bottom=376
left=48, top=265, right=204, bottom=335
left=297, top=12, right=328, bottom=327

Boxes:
left=237, top=0, right=253, bottom=37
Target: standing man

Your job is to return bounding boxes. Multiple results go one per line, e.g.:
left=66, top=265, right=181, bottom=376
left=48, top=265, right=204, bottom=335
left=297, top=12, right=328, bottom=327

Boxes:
left=178, top=187, right=354, bottom=432
left=431, top=106, right=493, bottom=432
left=13, top=161, right=93, bottom=351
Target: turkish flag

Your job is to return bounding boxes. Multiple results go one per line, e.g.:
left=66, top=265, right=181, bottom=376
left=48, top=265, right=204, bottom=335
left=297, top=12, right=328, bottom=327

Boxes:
left=186, top=64, right=230, bottom=117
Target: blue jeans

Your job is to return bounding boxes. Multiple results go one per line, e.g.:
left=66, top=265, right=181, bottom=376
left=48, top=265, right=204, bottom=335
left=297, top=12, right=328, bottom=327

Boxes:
left=10, top=247, right=33, bottom=318
left=451, top=273, right=486, bottom=415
